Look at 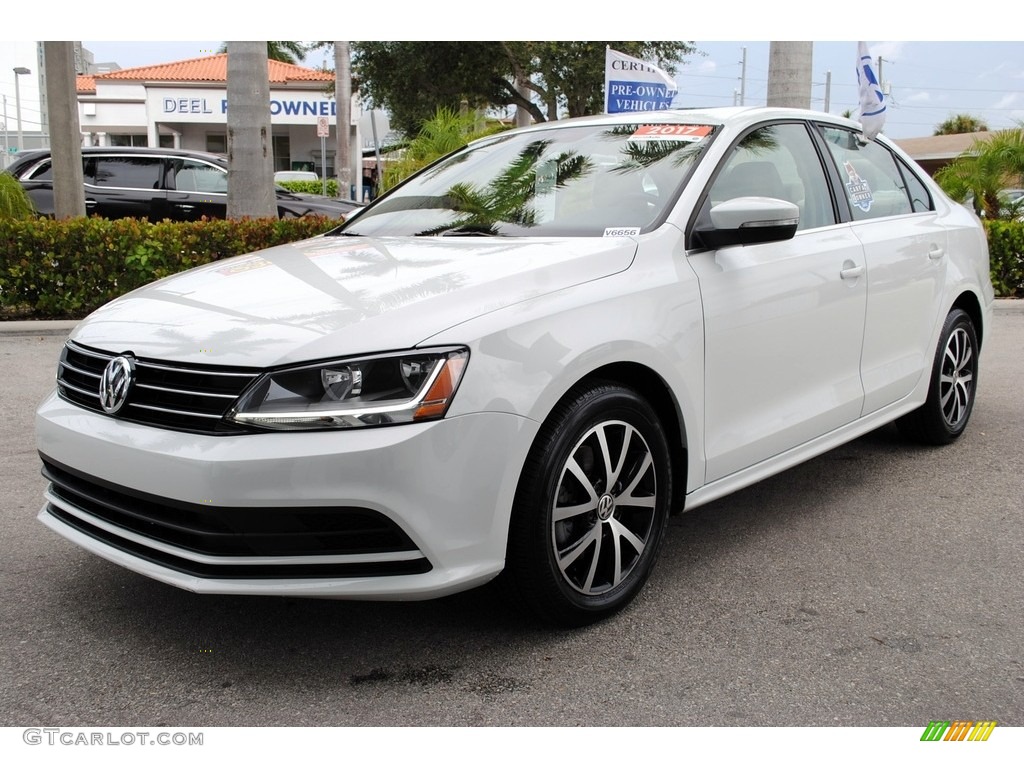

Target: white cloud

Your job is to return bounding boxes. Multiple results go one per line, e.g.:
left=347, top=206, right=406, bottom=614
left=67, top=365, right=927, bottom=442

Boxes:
left=870, top=41, right=906, bottom=61
left=906, top=91, right=932, bottom=103
left=994, top=92, right=1024, bottom=110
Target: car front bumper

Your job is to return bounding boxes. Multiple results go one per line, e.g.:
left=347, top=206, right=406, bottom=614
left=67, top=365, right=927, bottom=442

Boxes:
left=35, top=391, right=535, bottom=599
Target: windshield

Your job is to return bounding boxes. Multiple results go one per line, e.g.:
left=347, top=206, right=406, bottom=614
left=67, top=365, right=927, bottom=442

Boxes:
left=338, top=122, right=718, bottom=237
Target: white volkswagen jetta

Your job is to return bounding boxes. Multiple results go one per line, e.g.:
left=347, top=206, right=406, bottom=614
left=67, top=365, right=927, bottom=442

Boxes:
left=36, top=107, right=994, bottom=626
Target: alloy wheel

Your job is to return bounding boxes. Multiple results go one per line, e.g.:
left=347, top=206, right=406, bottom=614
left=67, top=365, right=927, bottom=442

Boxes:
left=550, top=420, right=658, bottom=595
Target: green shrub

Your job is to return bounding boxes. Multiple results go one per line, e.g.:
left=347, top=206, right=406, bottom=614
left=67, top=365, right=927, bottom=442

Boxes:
left=0, top=216, right=337, bottom=319
left=278, top=179, right=342, bottom=198
left=3, top=214, right=1021, bottom=320
left=0, top=173, right=36, bottom=220
left=985, top=219, right=1024, bottom=297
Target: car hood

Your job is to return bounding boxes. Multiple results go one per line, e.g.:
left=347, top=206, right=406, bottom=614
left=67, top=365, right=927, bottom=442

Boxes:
left=70, top=234, right=637, bottom=367
left=275, top=190, right=359, bottom=216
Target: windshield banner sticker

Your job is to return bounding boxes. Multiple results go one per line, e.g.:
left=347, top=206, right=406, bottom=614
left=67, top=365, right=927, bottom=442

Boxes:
left=843, top=161, right=874, bottom=212
left=631, top=125, right=712, bottom=142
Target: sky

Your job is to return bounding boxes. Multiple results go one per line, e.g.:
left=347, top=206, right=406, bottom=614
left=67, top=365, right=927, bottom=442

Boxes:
left=2, top=9, right=1022, bottom=142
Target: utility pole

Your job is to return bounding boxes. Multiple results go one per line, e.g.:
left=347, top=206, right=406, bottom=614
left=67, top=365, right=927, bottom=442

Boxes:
left=877, top=56, right=892, bottom=96
left=738, top=47, right=747, bottom=106
left=824, top=70, right=831, bottom=113
left=2, top=96, right=8, bottom=169
left=334, top=41, right=352, bottom=200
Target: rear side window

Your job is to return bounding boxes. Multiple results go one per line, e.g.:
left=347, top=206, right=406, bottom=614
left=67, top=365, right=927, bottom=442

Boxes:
left=896, top=155, right=933, bottom=213
left=171, top=159, right=227, bottom=193
left=88, top=156, right=163, bottom=189
left=818, top=126, right=926, bottom=220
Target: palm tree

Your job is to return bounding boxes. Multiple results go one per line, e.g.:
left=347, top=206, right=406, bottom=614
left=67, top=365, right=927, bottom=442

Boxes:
left=381, top=107, right=504, bottom=192
left=934, top=114, right=989, bottom=136
left=935, top=127, right=1024, bottom=218
left=225, top=42, right=277, bottom=219
left=218, top=42, right=308, bottom=65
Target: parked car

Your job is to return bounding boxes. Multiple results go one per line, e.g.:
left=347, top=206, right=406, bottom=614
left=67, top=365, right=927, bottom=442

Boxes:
left=7, top=146, right=360, bottom=221
left=35, top=107, right=994, bottom=626
left=274, top=170, right=319, bottom=183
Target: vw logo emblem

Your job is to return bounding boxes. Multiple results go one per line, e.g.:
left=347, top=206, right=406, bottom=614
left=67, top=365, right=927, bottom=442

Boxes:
left=597, top=493, right=616, bottom=521
left=99, top=355, right=135, bottom=415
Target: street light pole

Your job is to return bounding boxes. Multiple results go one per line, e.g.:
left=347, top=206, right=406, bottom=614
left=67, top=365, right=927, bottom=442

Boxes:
left=13, top=66, right=31, bottom=154
left=2, top=95, right=8, bottom=168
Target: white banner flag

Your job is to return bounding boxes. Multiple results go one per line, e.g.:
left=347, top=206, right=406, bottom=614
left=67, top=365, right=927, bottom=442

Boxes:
left=604, top=48, right=678, bottom=114
left=856, top=41, right=886, bottom=139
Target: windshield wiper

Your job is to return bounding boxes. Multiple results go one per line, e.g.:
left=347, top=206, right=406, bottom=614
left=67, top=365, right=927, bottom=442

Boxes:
left=423, top=224, right=503, bottom=237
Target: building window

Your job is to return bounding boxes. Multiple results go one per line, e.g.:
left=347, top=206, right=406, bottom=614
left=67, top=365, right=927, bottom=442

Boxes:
left=273, top=135, right=291, bottom=172
left=206, top=134, right=227, bottom=154
left=158, top=134, right=175, bottom=148
left=109, top=135, right=148, bottom=147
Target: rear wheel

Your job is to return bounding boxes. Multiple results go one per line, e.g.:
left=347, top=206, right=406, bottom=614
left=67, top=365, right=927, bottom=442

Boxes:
left=897, top=308, right=979, bottom=445
left=504, top=382, right=671, bottom=627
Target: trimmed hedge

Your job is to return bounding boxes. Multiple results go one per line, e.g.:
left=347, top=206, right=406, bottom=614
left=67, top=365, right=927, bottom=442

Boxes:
left=1, top=215, right=1022, bottom=320
left=984, top=219, right=1024, bottom=298
left=278, top=179, right=342, bottom=197
left=0, top=216, right=337, bottom=319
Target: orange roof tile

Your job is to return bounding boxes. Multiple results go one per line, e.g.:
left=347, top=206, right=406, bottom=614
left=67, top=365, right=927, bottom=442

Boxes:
left=77, top=75, right=96, bottom=93
left=92, top=54, right=333, bottom=84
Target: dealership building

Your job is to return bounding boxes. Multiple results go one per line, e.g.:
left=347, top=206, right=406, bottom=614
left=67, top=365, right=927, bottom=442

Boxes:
left=74, top=54, right=388, bottom=180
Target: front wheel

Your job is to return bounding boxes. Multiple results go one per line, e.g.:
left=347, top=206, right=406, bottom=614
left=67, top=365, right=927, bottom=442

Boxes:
left=504, top=382, right=672, bottom=627
left=897, top=308, right=979, bottom=445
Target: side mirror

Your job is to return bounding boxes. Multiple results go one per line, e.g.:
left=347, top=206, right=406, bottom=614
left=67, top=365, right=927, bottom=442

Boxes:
left=695, top=196, right=800, bottom=248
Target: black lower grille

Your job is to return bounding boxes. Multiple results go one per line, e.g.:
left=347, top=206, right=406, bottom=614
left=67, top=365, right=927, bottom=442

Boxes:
left=41, top=456, right=431, bottom=579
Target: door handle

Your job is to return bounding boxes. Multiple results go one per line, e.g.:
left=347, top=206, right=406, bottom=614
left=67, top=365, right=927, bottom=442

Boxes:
left=840, top=264, right=864, bottom=280
left=928, top=246, right=946, bottom=260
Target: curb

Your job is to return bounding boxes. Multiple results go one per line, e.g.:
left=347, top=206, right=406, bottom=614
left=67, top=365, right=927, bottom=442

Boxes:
left=0, top=320, right=79, bottom=337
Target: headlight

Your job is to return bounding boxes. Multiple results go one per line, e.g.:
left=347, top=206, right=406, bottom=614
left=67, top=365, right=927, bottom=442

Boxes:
left=227, top=347, right=468, bottom=430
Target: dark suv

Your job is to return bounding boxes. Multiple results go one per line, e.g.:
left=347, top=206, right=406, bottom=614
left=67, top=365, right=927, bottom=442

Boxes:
left=7, top=146, right=361, bottom=221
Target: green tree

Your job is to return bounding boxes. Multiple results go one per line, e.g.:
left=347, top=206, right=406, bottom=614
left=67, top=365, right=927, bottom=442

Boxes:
left=380, top=107, right=505, bottom=192
left=935, top=126, right=1024, bottom=218
left=349, top=41, right=696, bottom=136
left=218, top=42, right=308, bottom=65
left=934, top=113, right=989, bottom=136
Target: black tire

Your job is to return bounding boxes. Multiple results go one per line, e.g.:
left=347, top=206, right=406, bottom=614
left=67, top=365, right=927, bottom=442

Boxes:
left=503, top=382, right=671, bottom=627
left=897, top=308, right=979, bottom=445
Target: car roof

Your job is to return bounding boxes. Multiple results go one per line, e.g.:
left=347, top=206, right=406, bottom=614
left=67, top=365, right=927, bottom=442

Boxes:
left=468, top=106, right=865, bottom=144
left=10, top=146, right=228, bottom=165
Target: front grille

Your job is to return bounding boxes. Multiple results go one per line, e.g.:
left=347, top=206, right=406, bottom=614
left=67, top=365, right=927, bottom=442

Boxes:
left=41, top=457, right=431, bottom=579
left=56, top=340, right=260, bottom=434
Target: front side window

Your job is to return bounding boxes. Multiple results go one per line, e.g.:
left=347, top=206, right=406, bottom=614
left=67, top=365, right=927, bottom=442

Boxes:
left=819, top=126, right=917, bottom=220
left=24, top=160, right=52, bottom=181
left=706, top=122, right=837, bottom=231
left=339, top=122, right=718, bottom=238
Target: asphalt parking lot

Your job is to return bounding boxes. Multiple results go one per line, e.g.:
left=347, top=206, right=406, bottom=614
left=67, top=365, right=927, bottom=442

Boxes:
left=1, top=305, right=1022, bottom=729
